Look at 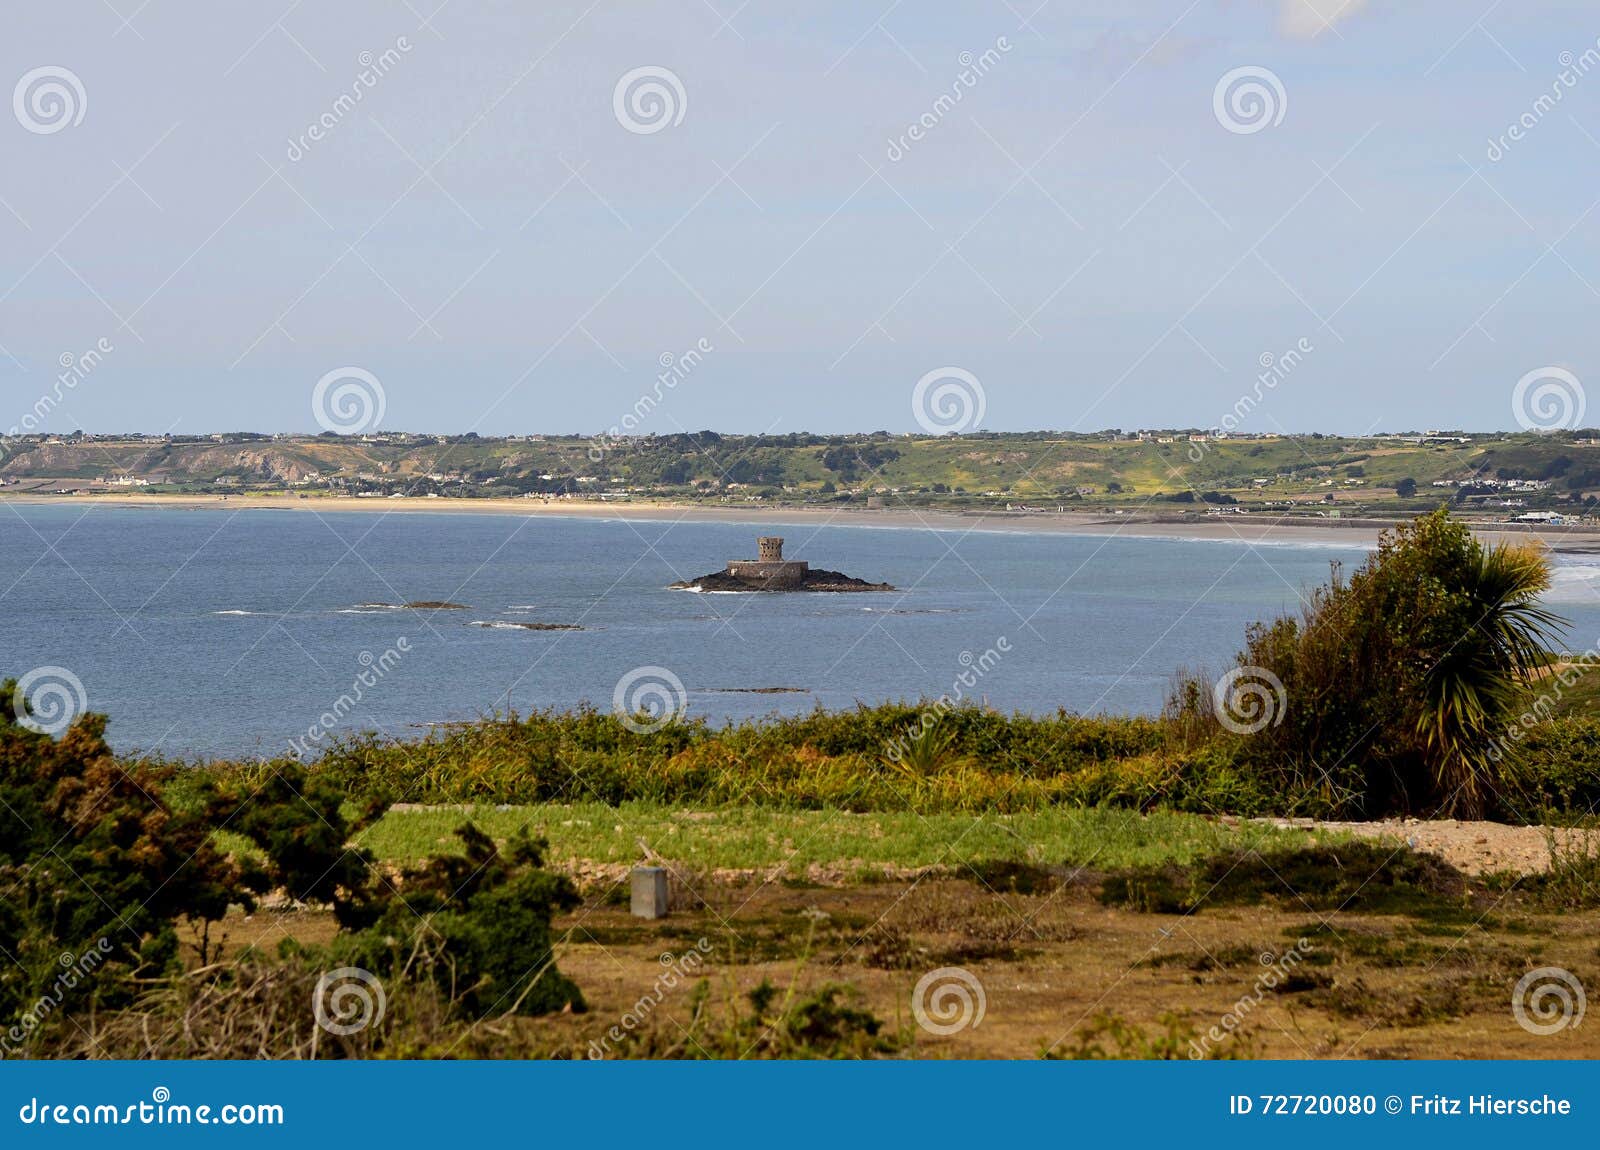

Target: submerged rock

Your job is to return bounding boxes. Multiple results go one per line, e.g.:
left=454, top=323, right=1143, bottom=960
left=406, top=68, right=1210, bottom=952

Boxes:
left=702, top=686, right=810, bottom=694
left=469, top=620, right=583, bottom=631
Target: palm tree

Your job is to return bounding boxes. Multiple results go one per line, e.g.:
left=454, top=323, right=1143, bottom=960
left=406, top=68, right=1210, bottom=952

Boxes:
left=1417, top=540, right=1565, bottom=817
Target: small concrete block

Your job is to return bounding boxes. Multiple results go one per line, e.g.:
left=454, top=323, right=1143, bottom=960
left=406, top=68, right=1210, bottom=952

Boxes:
left=631, top=866, right=669, bottom=919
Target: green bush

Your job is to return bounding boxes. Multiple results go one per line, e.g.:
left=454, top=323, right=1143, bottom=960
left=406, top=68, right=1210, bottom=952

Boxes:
left=338, top=824, right=584, bottom=1019
left=0, top=680, right=584, bottom=1054
left=1171, top=509, right=1565, bottom=817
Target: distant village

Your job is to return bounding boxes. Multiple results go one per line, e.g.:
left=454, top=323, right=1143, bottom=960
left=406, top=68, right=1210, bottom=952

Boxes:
left=1, top=427, right=1597, bottom=526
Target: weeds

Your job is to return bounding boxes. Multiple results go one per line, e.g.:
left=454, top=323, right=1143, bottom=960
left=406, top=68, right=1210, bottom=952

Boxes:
left=1523, top=829, right=1600, bottom=909
left=1043, top=1011, right=1257, bottom=1060
left=1098, top=843, right=1466, bottom=915
left=607, top=920, right=900, bottom=1059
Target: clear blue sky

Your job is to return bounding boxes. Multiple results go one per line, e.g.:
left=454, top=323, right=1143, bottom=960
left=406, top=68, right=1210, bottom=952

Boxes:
left=4, top=1, right=1599, bottom=435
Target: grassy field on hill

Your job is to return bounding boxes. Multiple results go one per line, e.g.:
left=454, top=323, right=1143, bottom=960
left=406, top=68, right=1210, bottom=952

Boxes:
left=7, top=429, right=1600, bottom=517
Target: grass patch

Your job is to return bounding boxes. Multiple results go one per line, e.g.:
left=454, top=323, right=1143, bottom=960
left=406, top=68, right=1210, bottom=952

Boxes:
left=354, top=803, right=1327, bottom=874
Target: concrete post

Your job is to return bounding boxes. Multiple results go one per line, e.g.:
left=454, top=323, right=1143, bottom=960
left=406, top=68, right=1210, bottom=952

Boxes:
left=630, top=866, right=669, bottom=918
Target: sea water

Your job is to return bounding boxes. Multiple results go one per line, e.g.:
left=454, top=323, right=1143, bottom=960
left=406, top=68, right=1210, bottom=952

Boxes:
left=3, top=503, right=1597, bottom=759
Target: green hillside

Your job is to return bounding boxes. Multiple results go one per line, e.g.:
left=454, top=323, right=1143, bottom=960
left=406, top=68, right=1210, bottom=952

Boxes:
left=4, top=429, right=1599, bottom=519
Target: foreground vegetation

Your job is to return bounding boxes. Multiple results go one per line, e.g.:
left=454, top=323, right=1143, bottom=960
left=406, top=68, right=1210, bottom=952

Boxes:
left=6, top=508, right=1600, bottom=1058
left=0, top=701, right=583, bottom=1058
left=263, top=698, right=1600, bottom=827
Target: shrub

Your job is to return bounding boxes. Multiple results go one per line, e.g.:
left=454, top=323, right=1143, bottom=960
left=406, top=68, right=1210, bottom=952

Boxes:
left=1171, top=510, right=1565, bottom=817
left=0, top=682, right=584, bottom=1054
left=621, top=978, right=896, bottom=1059
left=0, top=689, right=262, bottom=1033
left=339, top=824, right=584, bottom=1019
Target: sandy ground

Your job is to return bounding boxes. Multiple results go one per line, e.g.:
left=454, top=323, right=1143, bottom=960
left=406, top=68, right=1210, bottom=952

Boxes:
left=1250, top=818, right=1594, bottom=877
left=8, top=492, right=1599, bottom=551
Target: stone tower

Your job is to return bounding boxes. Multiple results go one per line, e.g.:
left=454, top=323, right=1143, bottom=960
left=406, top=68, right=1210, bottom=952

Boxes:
left=726, top=535, right=808, bottom=587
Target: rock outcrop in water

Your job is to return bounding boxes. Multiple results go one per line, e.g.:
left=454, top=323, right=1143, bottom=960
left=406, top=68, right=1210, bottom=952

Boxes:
left=669, top=536, right=893, bottom=593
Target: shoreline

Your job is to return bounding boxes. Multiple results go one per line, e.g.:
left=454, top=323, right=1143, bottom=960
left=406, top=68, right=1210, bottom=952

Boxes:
left=6, top=492, right=1599, bottom=551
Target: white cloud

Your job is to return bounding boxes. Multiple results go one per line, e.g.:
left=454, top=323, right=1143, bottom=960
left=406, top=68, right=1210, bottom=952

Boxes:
left=1280, top=0, right=1369, bottom=38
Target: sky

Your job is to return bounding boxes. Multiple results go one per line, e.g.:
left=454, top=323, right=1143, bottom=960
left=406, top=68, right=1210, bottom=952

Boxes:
left=3, top=0, right=1600, bottom=436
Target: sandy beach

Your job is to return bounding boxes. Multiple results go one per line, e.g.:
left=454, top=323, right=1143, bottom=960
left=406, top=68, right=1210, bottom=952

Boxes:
left=8, top=491, right=1600, bottom=551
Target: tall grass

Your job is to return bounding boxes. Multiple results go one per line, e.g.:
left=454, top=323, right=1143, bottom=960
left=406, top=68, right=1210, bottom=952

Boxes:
left=172, top=693, right=1600, bottom=822
left=210, top=703, right=1273, bottom=816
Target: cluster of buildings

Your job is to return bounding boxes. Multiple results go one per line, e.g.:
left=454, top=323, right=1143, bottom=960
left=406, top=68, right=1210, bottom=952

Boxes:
left=1430, top=477, right=1551, bottom=491
left=1131, top=430, right=1281, bottom=444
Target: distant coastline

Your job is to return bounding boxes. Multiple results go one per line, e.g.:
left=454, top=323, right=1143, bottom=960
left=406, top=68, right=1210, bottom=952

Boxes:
left=8, top=491, right=1600, bottom=552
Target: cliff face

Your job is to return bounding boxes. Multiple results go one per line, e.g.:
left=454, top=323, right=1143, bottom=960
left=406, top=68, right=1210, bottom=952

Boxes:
left=0, top=442, right=324, bottom=482
left=191, top=448, right=315, bottom=482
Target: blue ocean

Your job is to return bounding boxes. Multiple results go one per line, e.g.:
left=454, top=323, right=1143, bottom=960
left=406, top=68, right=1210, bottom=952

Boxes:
left=4, top=504, right=1597, bottom=760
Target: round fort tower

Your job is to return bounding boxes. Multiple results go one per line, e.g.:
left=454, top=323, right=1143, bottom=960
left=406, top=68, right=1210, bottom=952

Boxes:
left=726, top=535, right=809, bottom=587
